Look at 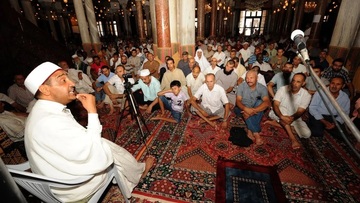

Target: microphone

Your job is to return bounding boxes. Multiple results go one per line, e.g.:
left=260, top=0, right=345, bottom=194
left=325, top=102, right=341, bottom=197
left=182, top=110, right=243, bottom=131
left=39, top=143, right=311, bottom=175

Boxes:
left=291, top=29, right=310, bottom=62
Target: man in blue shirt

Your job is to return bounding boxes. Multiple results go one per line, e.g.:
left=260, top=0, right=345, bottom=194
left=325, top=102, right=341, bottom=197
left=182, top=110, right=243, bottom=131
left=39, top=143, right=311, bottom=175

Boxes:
left=308, top=76, right=350, bottom=138
left=93, top=66, right=115, bottom=108
left=132, top=69, right=161, bottom=113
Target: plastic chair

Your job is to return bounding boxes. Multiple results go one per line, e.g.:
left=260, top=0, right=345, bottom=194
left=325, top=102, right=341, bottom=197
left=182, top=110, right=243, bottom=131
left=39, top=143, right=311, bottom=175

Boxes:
left=7, top=162, right=130, bottom=203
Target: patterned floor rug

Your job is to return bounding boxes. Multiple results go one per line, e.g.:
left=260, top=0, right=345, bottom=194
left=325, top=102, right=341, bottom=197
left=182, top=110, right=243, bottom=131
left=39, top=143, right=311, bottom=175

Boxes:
left=101, top=110, right=360, bottom=203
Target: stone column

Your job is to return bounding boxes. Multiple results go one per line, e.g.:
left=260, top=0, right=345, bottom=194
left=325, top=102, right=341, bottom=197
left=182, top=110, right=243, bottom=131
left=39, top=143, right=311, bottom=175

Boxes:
left=84, top=0, right=101, bottom=53
left=149, top=0, right=157, bottom=53
left=155, top=0, right=172, bottom=62
left=44, top=6, right=59, bottom=41
left=74, top=0, right=92, bottom=52
left=135, top=0, right=146, bottom=42
left=169, top=0, right=179, bottom=54
left=210, top=0, right=217, bottom=37
left=293, top=0, right=305, bottom=30
left=144, top=4, right=152, bottom=38
left=197, top=0, right=205, bottom=40
left=307, top=0, right=328, bottom=47
left=9, top=0, right=21, bottom=13
left=121, top=3, right=131, bottom=37
left=178, top=0, right=195, bottom=56
left=350, top=31, right=360, bottom=92
left=283, top=5, right=293, bottom=35
left=232, top=9, right=240, bottom=36
left=276, top=9, right=285, bottom=33
left=114, top=13, right=122, bottom=37
left=218, top=5, right=224, bottom=36
left=329, top=0, right=360, bottom=61
left=58, top=14, right=68, bottom=45
left=20, top=0, right=38, bottom=26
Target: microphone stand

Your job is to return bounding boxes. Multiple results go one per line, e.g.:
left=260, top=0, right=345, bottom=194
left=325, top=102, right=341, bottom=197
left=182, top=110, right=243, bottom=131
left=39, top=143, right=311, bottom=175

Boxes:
left=297, top=53, right=360, bottom=157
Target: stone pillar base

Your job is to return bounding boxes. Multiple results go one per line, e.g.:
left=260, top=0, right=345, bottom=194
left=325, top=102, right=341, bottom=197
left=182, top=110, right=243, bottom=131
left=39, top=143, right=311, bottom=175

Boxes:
left=171, top=43, right=180, bottom=55
left=156, top=47, right=172, bottom=63
left=82, top=43, right=93, bottom=55
left=180, top=44, right=195, bottom=58
left=92, top=43, right=102, bottom=54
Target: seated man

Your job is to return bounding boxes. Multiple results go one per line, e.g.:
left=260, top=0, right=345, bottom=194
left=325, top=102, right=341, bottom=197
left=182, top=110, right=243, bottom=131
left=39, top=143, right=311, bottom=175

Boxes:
left=151, top=80, right=189, bottom=123
left=236, top=70, right=270, bottom=145
left=74, top=70, right=95, bottom=94
left=186, top=65, right=205, bottom=99
left=103, top=65, right=135, bottom=115
left=266, top=73, right=311, bottom=150
left=24, top=62, right=155, bottom=202
left=190, top=73, right=230, bottom=130
left=308, top=76, right=350, bottom=138
left=267, top=62, right=294, bottom=98
left=93, top=66, right=115, bottom=108
left=0, top=93, right=26, bottom=112
left=161, top=57, right=187, bottom=91
left=215, top=60, right=238, bottom=105
left=0, top=101, right=26, bottom=142
left=142, top=53, right=160, bottom=79
left=8, top=73, right=34, bottom=110
left=131, top=69, right=161, bottom=113
left=305, top=65, right=329, bottom=95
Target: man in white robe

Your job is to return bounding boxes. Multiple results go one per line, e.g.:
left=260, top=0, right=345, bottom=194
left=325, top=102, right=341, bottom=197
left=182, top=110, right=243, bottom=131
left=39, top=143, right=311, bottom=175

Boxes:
left=24, top=62, right=155, bottom=202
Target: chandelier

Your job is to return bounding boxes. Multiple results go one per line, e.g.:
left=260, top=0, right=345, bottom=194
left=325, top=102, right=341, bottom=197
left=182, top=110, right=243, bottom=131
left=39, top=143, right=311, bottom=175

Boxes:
left=304, top=1, right=317, bottom=13
left=244, top=0, right=268, bottom=11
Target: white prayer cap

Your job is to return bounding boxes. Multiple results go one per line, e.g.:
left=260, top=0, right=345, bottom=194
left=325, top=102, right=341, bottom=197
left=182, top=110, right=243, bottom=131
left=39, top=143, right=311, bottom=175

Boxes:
left=139, top=69, right=150, bottom=77
left=25, top=62, right=61, bottom=95
left=86, top=58, right=93, bottom=63
left=72, top=54, right=78, bottom=59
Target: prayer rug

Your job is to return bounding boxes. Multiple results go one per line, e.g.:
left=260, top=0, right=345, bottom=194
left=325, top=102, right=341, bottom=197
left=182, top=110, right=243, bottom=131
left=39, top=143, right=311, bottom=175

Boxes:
left=105, top=111, right=360, bottom=202
left=215, top=157, right=286, bottom=203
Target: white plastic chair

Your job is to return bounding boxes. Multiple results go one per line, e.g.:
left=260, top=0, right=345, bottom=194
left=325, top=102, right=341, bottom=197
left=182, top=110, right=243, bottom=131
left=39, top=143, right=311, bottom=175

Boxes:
left=7, top=162, right=130, bottom=203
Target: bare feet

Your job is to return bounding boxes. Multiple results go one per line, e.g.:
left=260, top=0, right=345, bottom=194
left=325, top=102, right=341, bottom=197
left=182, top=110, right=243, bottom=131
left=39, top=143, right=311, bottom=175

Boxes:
left=253, top=132, right=264, bottom=145
left=291, top=140, right=301, bottom=150
left=141, top=156, right=156, bottom=179
left=264, top=120, right=281, bottom=128
left=139, top=105, right=148, bottom=110
left=246, top=129, right=256, bottom=141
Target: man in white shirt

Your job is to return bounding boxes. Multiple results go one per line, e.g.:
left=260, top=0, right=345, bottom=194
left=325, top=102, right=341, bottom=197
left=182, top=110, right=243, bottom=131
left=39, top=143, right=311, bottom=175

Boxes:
left=186, top=66, right=205, bottom=99
left=203, top=57, right=221, bottom=75
left=109, top=52, right=122, bottom=71
left=24, top=62, right=154, bottom=202
left=239, top=42, right=252, bottom=67
left=292, top=56, right=308, bottom=75
left=266, top=73, right=311, bottom=150
left=8, top=74, right=34, bottom=109
left=190, top=74, right=230, bottom=130
left=212, top=45, right=226, bottom=68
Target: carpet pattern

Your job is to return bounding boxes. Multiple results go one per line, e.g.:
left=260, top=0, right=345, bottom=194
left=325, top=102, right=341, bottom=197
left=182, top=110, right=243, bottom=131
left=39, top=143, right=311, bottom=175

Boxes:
left=101, top=110, right=360, bottom=202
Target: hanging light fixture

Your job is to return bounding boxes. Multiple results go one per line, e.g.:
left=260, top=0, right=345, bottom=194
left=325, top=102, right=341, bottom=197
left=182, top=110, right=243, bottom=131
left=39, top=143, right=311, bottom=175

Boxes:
left=304, top=1, right=317, bottom=13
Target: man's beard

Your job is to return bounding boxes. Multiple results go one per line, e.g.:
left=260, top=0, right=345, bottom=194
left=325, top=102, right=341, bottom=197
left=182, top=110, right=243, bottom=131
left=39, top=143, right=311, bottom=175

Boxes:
left=283, top=71, right=292, bottom=85
left=223, top=68, right=234, bottom=75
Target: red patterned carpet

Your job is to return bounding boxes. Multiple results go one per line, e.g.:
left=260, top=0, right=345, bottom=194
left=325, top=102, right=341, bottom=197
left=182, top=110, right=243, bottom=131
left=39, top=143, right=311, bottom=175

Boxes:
left=100, top=109, right=360, bottom=202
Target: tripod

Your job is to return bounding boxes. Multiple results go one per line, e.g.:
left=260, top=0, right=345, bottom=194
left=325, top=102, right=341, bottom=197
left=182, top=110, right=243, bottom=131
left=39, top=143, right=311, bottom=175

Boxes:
left=117, top=81, right=151, bottom=150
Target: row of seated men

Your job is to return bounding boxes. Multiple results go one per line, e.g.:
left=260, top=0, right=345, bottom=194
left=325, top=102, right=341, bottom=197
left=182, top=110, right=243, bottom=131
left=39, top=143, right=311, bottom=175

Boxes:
left=62, top=42, right=357, bottom=150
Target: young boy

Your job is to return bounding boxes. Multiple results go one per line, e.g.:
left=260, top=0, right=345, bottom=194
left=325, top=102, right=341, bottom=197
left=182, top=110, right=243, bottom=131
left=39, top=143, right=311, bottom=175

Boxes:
left=151, top=80, right=189, bottom=123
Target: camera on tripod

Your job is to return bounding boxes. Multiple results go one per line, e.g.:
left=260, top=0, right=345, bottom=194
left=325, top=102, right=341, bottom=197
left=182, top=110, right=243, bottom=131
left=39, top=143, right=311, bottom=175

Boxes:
left=123, top=73, right=133, bottom=89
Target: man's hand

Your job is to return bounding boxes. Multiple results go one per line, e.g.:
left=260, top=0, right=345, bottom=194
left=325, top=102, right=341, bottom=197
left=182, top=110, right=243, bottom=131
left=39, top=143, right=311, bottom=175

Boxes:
left=322, top=120, right=335, bottom=130
left=221, top=121, right=228, bottom=129
left=109, top=94, right=117, bottom=100
left=280, top=115, right=293, bottom=125
left=243, top=107, right=256, bottom=117
left=96, top=87, right=102, bottom=92
left=76, top=94, right=97, bottom=113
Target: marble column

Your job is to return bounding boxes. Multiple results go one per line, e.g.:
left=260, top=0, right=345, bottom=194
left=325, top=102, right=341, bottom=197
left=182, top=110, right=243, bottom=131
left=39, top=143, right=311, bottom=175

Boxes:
left=329, top=0, right=360, bottom=61
left=210, top=0, right=217, bottom=37
left=74, top=0, right=92, bottom=53
left=178, top=0, right=195, bottom=56
left=169, top=0, right=179, bottom=54
left=20, top=0, right=38, bottom=26
left=114, top=13, right=122, bottom=37
left=197, top=0, right=205, bottom=41
left=58, top=14, right=68, bottom=45
left=155, top=0, right=172, bottom=62
left=135, top=0, right=145, bottom=42
left=9, top=0, right=21, bottom=13
left=307, top=0, right=327, bottom=47
left=293, top=0, right=305, bottom=30
left=144, top=5, right=152, bottom=38
left=84, top=0, right=101, bottom=53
